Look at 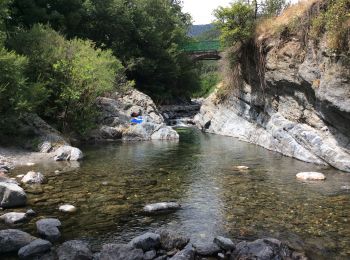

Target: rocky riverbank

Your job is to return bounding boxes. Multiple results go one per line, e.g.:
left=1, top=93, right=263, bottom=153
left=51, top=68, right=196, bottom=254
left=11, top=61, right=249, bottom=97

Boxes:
left=0, top=227, right=307, bottom=260
left=194, top=32, right=350, bottom=172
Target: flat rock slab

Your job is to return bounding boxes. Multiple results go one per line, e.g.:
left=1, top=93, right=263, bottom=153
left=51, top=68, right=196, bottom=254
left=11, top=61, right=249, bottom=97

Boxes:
left=57, top=240, right=93, bottom=260
left=0, top=212, right=27, bottom=225
left=18, top=239, right=52, bottom=259
left=0, top=182, right=27, bottom=208
left=296, top=172, right=326, bottom=181
left=144, top=202, right=181, bottom=213
left=0, top=229, right=36, bottom=253
left=156, top=229, right=189, bottom=251
left=129, top=232, right=161, bottom=251
left=22, top=171, right=45, bottom=184
left=36, top=218, right=62, bottom=242
left=59, top=204, right=77, bottom=213
left=213, top=236, right=235, bottom=251
left=100, top=243, right=143, bottom=260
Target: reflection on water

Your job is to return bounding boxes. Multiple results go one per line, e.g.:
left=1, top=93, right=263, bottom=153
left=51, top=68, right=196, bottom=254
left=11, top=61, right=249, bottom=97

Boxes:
left=3, top=128, right=350, bottom=259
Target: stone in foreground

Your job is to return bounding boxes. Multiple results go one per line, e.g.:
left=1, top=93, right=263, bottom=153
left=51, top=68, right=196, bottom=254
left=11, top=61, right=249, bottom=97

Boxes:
left=54, top=145, right=83, bottom=161
left=129, top=232, right=161, bottom=251
left=36, top=218, right=62, bottom=242
left=156, top=229, right=189, bottom=251
left=233, top=238, right=293, bottom=260
left=0, top=182, right=27, bottom=208
left=59, top=204, right=77, bottom=213
left=18, top=239, right=52, bottom=259
left=0, top=212, right=27, bottom=225
left=22, top=171, right=45, bottom=184
left=194, top=242, right=221, bottom=256
left=296, top=172, right=326, bottom=181
left=143, top=202, right=181, bottom=213
left=171, top=244, right=195, bottom=260
left=57, top=240, right=93, bottom=260
left=213, top=236, right=235, bottom=251
left=0, top=229, right=36, bottom=253
left=100, top=243, right=143, bottom=260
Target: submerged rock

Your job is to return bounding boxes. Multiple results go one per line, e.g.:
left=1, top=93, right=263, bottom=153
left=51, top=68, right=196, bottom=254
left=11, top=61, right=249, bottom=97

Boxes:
left=143, top=202, right=181, bottom=213
left=156, top=229, right=189, bottom=251
left=296, top=172, right=326, bottom=181
left=57, top=240, right=93, bottom=260
left=22, top=171, right=45, bottom=184
left=18, top=239, right=52, bottom=259
left=54, top=146, right=83, bottom=161
left=59, top=204, right=77, bottom=213
left=100, top=243, right=143, bottom=260
left=0, top=182, right=27, bottom=208
left=36, top=218, right=62, bottom=242
left=129, top=232, right=161, bottom=251
left=0, top=229, right=36, bottom=253
left=0, top=212, right=27, bottom=225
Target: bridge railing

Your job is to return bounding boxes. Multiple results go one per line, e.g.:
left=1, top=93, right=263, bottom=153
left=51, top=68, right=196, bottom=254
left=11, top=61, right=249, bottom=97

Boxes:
left=182, top=40, right=221, bottom=53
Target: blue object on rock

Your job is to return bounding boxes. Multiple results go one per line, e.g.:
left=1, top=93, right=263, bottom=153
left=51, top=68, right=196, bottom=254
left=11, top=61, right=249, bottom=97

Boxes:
left=130, top=116, right=144, bottom=124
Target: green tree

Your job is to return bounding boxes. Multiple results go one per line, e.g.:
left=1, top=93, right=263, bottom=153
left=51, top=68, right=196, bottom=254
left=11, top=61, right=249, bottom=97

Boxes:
left=262, top=0, right=289, bottom=17
left=214, top=1, right=255, bottom=46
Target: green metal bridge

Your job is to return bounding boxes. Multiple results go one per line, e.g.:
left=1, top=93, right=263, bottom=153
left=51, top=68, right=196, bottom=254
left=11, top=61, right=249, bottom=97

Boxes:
left=182, top=40, right=222, bottom=60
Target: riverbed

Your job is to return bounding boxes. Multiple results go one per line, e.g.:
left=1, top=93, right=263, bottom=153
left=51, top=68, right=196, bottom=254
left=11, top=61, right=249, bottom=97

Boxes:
left=3, top=128, right=350, bottom=259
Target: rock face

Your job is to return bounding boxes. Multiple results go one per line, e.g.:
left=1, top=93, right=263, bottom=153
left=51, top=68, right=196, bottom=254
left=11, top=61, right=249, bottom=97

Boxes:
left=18, top=239, right=52, bottom=259
left=57, top=240, right=93, bottom=260
left=0, top=182, right=27, bottom=208
left=194, top=34, right=350, bottom=172
left=22, top=171, right=45, bottom=184
left=0, top=229, right=36, bottom=253
left=143, top=202, right=181, bottom=213
left=36, top=218, right=62, bottom=242
left=89, top=89, right=179, bottom=141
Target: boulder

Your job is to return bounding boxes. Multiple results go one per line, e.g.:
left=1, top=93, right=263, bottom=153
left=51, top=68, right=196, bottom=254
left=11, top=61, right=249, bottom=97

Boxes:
left=156, top=229, right=189, bottom=251
left=151, top=127, right=179, bottom=140
left=0, top=212, right=27, bottom=225
left=99, top=243, right=143, bottom=260
left=18, top=239, right=52, bottom=259
left=296, top=172, right=326, bottom=181
left=36, top=218, right=61, bottom=242
left=22, top=171, right=45, bottom=184
left=129, top=232, right=161, bottom=251
left=143, top=202, right=181, bottom=213
left=194, top=241, right=221, bottom=256
left=59, top=204, right=77, bottom=213
left=0, top=229, right=36, bottom=253
left=57, top=240, right=93, bottom=260
left=54, top=146, right=83, bottom=161
left=0, top=182, right=27, bottom=208
left=213, top=236, right=235, bottom=251
left=232, top=238, right=293, bottom=260
left=170, top=244, right=195, bottom=260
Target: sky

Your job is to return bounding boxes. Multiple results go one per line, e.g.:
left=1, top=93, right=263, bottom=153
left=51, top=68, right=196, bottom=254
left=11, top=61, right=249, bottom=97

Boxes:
left=182, top=0, right=299, bottom=25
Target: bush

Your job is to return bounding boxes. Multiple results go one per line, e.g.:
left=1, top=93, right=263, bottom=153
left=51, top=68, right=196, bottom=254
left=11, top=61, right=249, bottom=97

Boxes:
left=9, top=24, right=125, bottom=135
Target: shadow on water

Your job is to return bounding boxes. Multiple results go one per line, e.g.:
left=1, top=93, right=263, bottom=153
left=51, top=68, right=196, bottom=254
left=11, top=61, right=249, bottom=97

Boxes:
left=3, top=128, right=350, bottom=259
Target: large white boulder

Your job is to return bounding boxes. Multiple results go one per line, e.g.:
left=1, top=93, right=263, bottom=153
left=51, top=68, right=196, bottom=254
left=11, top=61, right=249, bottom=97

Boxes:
left=54, top=146, right=83, bottom=161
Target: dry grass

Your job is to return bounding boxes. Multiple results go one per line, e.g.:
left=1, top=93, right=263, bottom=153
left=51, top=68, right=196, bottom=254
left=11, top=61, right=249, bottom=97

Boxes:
left=255, top=0, right=321, bottom=39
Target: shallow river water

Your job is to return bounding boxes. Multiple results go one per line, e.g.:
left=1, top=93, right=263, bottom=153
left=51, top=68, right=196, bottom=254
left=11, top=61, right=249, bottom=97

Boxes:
left=4, top=128, right=350, bottom=259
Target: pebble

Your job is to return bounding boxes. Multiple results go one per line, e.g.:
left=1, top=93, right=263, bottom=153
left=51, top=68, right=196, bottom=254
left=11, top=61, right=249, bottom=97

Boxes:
left=59, top=204, right=77, bottom=213
left=296, top=172, right=326, bottom=181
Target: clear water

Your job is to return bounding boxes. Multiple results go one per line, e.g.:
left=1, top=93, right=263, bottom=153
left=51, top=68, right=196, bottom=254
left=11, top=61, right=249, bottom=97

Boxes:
left=3, top=128, right=350, bottom=259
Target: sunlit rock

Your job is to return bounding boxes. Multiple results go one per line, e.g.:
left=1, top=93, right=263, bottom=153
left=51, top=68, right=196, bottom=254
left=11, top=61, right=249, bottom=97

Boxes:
left=143, top=202, right=181, bottom=213
left=59, top=204, right=77, bottom=213
left=296, top=172, right=326, bottom=181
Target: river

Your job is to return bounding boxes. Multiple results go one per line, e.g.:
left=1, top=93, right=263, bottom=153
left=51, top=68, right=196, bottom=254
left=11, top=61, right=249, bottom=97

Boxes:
left=4, top=128, right=350, bottom=259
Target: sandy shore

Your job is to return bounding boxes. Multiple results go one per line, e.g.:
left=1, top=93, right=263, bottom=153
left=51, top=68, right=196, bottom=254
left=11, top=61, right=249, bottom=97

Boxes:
left=0, top=147, right=53, bottom=168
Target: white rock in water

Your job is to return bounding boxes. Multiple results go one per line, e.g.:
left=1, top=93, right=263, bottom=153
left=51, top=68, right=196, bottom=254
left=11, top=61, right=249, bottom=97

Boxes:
left=59, top=204, right=77, bottom=213
left=296, top=172, right=326, bottom=180
left=16, top=175, right=24, bottom=178
left=235, top=166, right=249, bottom=170
left=0, top=212, right=27, bottom=225
left=22, top=171, right=45, bottom=184
left=26, top=162, right=35, bottom=166
left=143, top=202, right=181, bottom=213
